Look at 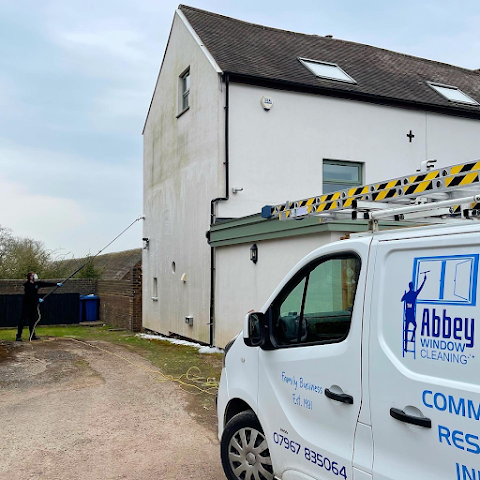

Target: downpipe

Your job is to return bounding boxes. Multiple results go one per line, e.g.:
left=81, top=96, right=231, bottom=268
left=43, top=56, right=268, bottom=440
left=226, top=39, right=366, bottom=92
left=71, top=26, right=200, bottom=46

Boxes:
left=209, top=73, right=230, bottom=347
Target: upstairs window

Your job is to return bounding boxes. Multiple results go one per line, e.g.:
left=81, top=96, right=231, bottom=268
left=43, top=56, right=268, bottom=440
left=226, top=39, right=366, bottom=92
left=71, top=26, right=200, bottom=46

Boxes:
left=298, top=57, right=356, bottom=84
left=179, top=69, right=190, bottom=113
left=427, top=82, right=479, bottom=106
left=323, top=160, right=363, bottom=194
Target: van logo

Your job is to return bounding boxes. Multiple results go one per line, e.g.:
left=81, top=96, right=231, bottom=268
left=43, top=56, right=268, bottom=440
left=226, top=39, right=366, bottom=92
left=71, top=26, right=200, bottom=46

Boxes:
left=402, top=254, right=478, bottom=365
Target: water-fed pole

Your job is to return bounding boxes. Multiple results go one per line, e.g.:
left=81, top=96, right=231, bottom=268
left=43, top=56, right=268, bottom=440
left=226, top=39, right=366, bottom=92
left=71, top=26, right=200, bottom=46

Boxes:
left=29, top=215, right=145, bottom=341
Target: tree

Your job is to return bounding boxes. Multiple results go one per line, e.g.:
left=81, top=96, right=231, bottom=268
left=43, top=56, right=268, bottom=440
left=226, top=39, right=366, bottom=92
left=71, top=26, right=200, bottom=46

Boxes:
left=74, top=254, right=103, bottom=279
left=0, top=224, right=68, bottom=279
left=0, top=226, right=13, bottom=271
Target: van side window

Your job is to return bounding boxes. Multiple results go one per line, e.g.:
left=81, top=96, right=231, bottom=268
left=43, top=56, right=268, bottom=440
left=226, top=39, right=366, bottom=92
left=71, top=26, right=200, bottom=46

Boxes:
left=271, top=255, right=360, bottom=347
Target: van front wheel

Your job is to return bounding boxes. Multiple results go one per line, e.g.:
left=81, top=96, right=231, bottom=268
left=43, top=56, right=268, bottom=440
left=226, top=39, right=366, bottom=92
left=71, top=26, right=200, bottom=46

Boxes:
left=220, top=410, right=274, bottom=480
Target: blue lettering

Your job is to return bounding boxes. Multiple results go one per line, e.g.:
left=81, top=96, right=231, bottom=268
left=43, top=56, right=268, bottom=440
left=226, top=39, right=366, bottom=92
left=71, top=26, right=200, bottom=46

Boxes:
left=469, top=401, right=480, bottom=421
left=466, top=319, right=475, bottom=348
left=432, top=309, right=441, bottom=338
left=421, top=309, right=430, bottom=336
left=454, top=318, right=463, bottom=340
left=438, top=425, right=451, bottom=445
left=443, top=310, right=452, bottom=338
left=423, top=390, right=433, bottom=408
left=440, top=428, right=480, bottom=455
left=466, top=434, right=480, bottom=455
left=427, top=393, right=480, bottom=421
left=449, top=396, right=466, bottom=417
left=453, top=430, right=465, bottom=450
left=457, top=463, right=479, bottom=480
left=418, top=309, right=475, bottom=347
left=434, top=393, right=447, bottom=411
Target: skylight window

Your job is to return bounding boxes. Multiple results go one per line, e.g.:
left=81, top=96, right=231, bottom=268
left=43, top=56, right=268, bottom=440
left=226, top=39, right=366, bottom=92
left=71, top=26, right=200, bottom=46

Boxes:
left=298, top=58, right=356, bottom=84
left=428, top=82, right=479, bottom=106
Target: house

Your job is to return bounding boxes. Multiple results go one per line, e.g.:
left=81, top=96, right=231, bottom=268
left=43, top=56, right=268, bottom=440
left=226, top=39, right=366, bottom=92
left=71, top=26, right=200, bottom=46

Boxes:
left=142, top=5, right=480, bottom=346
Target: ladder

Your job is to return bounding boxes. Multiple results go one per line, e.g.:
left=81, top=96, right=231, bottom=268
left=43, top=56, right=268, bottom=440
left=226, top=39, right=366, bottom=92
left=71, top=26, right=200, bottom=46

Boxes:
left=402, top=301, right=416, bottom=359
left=261, top=160, right=480, bottom=226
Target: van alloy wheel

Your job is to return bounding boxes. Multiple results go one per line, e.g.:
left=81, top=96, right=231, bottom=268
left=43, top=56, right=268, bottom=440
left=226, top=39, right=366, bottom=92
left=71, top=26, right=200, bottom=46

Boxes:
left=221, top=411, right=274, bottom=480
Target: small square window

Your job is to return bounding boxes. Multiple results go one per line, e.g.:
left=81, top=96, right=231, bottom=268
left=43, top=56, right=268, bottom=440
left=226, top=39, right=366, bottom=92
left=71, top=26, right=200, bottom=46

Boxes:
left=323, top=160, right=363, bottom=194
left=298, top=57, right=356, bottom=84
left=179, top=69, right=190, bottom=113
left=427, top=82, right=479, bottom=106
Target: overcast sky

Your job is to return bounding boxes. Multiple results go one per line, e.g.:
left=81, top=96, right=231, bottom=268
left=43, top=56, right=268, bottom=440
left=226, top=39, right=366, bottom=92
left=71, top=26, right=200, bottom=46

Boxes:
left=1, top=0, right=479, bottom=258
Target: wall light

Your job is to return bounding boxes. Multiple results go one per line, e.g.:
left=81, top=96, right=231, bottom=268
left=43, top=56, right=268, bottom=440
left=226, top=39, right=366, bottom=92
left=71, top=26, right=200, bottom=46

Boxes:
left=250, top=244, right=258, bottom=264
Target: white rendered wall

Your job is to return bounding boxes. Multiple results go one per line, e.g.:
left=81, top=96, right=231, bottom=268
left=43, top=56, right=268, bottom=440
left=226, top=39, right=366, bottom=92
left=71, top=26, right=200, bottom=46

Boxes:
left=214, top=232, right=341, bottom=348
left=218, top=84, right=480, bottom=219
left=143, top=13, right=224, bottom=343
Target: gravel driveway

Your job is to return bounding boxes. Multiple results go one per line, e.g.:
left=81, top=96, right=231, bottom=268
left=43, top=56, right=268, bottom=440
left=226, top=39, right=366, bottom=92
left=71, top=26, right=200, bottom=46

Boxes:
left=0, top=337, right=225, bottom=480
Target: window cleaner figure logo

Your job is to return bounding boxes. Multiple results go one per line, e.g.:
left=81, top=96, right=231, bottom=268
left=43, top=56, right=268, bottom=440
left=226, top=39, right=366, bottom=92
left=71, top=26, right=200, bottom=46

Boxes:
left=401, top=271, right=429, bottom=358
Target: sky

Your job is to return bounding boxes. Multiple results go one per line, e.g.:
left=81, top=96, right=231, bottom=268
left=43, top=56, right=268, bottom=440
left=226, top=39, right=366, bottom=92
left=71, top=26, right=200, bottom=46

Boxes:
left=0, top=0, right=479, bottom=258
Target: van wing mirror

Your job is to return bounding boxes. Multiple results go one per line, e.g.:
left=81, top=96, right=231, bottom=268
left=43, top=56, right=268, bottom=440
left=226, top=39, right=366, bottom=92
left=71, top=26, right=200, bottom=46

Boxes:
left=245, top=312, right=267, bottom=347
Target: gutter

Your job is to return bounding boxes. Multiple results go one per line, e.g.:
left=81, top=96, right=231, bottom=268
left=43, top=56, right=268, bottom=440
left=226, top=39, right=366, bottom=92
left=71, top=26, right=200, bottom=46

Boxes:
left=208, top=73, right=230, bottom=346
left=226, top=72, right=480, bottom=121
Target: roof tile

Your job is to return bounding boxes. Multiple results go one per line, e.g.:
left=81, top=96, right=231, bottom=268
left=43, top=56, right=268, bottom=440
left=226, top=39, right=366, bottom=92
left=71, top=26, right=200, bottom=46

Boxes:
left=179, top=5, right=480, bottom=113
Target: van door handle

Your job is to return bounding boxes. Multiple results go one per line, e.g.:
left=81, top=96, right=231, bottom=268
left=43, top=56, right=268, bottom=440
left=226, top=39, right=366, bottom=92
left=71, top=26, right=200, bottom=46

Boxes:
left=325, top=388, right=354, bottom=404
left=390, top=408, right=432, bottom=428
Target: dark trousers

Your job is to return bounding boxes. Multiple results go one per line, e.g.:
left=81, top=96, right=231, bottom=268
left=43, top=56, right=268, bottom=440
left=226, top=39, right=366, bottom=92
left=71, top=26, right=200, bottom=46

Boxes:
left=17, top=304, right=38, bottom=338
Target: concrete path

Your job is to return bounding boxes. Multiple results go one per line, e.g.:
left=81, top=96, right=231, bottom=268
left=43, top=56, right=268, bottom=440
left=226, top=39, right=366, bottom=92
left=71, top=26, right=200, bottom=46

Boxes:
left=0, top=338, right=225, bottom=480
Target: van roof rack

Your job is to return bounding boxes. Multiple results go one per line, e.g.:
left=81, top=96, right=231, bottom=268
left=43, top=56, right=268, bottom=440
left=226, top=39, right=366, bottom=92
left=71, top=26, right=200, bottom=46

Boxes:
left=261, top=159, right=480, bottom=230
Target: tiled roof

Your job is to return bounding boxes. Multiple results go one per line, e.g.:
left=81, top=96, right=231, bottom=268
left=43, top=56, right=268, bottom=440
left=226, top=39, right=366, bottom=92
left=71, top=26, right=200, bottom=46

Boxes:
left=179, top=5, right=480, bottom=114
left=60, top=249, right=142, bottom=281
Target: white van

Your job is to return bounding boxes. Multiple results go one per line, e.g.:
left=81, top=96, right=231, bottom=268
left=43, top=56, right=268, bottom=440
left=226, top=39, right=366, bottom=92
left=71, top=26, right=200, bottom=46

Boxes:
left=217, top=222, right=480, bottom=480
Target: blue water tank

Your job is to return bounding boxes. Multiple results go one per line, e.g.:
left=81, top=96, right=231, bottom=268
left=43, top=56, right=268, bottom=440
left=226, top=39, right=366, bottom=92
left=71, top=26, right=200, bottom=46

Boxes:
left=79, top=295, right=99, bottom=322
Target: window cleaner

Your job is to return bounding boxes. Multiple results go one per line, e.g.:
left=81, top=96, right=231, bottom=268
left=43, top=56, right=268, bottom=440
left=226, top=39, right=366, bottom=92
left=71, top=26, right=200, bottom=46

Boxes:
left=29, top=215, right=145, bottom=341
left=16, top=273, right=62, bottom=341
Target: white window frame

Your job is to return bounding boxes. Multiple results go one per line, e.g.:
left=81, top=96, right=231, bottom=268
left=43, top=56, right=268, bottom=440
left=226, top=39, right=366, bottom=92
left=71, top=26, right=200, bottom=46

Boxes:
left=426, top=81, right=479, bottom=106
left=178, top=68, right=190, bottom=116
left=152, top=277, right=158, bottom=301
left=298, top=57, right=357, bottom=84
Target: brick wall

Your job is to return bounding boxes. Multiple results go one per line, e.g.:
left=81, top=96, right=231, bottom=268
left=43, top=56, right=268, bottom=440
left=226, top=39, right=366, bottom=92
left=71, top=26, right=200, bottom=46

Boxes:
left=0, top=264, right=142, bottom=332
left=96, top=262, right=143, bottom=331
left=97, top=280, right=132, bottom=330
left=132, top=263, right=142, bottom=332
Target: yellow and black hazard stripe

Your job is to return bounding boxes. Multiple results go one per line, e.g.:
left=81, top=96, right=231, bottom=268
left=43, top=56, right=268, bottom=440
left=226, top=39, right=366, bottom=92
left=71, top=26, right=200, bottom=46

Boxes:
left=314, top=200, right=340, bottom=213
left=449, top=161, right=480, bottom=176
left=407, top=170, right=440, bottom=185
left=346, top=185, right=371, bottom=197
left=403, top=180, right=434, bottom=196
left=296, top=197, right=317, bottom=208
left=445, top=172, right=480, bottom=188
left=268, top=160, right=480, bottom=220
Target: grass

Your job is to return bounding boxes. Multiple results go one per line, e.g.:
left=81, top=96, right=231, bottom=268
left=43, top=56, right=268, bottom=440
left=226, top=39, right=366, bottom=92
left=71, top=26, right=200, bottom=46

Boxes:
left=0, top=325, right=223, bottom=430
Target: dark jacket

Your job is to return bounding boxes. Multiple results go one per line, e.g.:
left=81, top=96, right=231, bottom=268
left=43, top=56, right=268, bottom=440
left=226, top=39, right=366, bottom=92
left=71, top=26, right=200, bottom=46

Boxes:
left=23, top=281, right=56, bottom=306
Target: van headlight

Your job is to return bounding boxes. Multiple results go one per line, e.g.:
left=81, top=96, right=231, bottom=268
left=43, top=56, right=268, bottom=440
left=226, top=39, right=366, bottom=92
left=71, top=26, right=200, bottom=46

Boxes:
left=222, top=334, right=238, bottom=368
